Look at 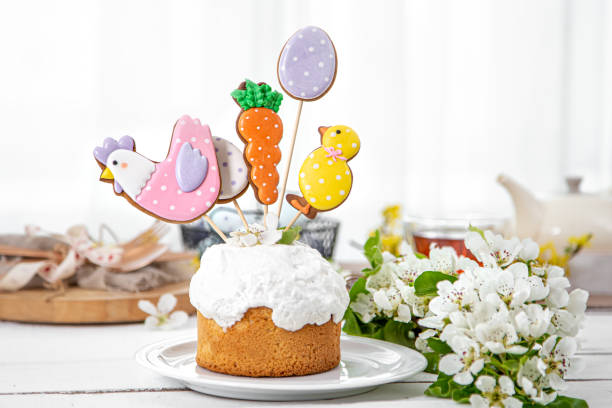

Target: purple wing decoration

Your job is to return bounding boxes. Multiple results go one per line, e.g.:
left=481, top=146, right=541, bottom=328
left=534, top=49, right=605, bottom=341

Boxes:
left=176, top=142, right=208, bottom=192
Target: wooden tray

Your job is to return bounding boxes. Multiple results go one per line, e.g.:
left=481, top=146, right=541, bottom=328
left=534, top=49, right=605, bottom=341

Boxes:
left=0, top=281, right=194, bottom=324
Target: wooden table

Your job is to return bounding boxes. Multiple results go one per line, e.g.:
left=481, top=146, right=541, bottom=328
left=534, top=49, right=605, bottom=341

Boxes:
left=1, top=310, right=611, bottom=407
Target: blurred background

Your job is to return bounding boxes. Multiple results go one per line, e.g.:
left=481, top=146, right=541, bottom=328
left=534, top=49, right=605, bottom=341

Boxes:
left=0, top=0, right=611, bottom=261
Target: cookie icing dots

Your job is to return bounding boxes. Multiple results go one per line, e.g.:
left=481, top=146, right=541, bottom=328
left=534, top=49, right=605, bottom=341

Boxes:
left=93, top=115, right=221, bottom=223
left=287, top=125, right=360, bottom=218
left=278, top=26, right=337, bottom=101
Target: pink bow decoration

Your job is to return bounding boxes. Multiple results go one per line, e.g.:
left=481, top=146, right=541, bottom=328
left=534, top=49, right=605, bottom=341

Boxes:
left=324, top=146, right=346, bottom=162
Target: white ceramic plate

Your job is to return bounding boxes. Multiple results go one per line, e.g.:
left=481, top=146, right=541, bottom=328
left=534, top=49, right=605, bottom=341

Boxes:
left=135, top=334, right=427, bottom=401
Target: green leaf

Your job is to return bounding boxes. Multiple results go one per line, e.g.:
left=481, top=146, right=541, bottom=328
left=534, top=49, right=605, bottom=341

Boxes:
left=427, top=338, right=453, bottom=354
left=342, top=308, right=363, bottom=335
left=348, top=277, right=368, bottom=302
left=502, top=358, right=520, bottom=373
left=363, top=230, right=383, bottom=269
left=468, top=224, right=486, bottom=240
left=362, top=266, right=381, bottom=278
left=414, top=252, right=427, bottom=259
left=381, top=320, right=415, bottom=348
left=231, top=79, right=283, bottom=112
left=424, top=373, right=455, bottom=398
left=423, top=352, right=440, bottom=373
left=522, top=396, right=589, bottom=408
left=278, top=226, right=301, bottom=245
left=414, top=271, right=457, bottom=297
left=424, top=373, right=479, bottom=401
left=341, top=309, right=385, bottom=340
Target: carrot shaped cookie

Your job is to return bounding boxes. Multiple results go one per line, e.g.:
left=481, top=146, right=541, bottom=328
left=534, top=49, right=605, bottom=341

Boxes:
left=231, top=80, right=284, bottom=205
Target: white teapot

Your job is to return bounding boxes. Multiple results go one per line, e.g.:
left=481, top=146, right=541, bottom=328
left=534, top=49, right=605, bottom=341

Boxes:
left=497, top=174, right=612, bottom=252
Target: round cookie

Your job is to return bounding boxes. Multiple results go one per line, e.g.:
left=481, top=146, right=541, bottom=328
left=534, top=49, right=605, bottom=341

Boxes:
left=213, top=136, right=249, bottom=203
left=278, top=26, right=337, bottom=101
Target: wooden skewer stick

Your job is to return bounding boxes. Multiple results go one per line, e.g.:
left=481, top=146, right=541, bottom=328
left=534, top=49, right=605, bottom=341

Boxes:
left=277, top=100, right=304, bottom=218
left=202, top=215, right=228, bottom=242
left=263, top=205, right=269, bottom=228
left=233, top=199, right=249, bottom=230
left=284, top=212, right=301, bottom=232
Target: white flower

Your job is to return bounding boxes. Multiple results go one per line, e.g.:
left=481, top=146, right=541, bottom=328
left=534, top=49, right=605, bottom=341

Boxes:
left=550, top=309, right=581, bottom=337
left=465, top=230, right=522, bottom=267
left=227, top=213, right=283, bottom=247
left=520, top=237, right=540, bottom=260
left=429, top=279, right=477, bottom=318
left=398, top=284, right=427, bottom=317
left=394, top=256, right=430, bottom=284
left=456, top=256, right=480, bottom=275
left=439, top=335, right=485, bottom=385
left=518, top=356, right=558, bottom=404
left=539, top=336, right=577, bottom=391
left=474, top=313, right=527, bottom=355
left=544, top=266, right=571, bottom=309
left=396, top=303, right=412, bottom=323
left=567, top=288, right=588, bottom=317
left=259, top=213, right=283, bottom=245
left=138, top=293, right=188, bottom=330
left=479, top=263, right=530, bottom=308
left=415, top=329, right=437, bottom=352
left=470, top=375, right=522, bottom=408
left=514, top=303, right=552, bottom=339
left=428, top=245, right=458, bottom=274
left=351, top=293, right=377, bottom=323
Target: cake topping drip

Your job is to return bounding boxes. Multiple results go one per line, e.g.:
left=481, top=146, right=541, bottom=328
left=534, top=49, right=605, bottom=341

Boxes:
left=189, top=243, right=349, bottom=331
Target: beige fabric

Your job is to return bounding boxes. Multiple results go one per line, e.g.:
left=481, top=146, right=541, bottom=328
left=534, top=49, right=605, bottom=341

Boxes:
left=0, top=234, right=193, bottom=292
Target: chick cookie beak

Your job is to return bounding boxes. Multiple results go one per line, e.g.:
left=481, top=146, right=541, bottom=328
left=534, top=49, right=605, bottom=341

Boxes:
left=100, top=167, right=114, bottom=180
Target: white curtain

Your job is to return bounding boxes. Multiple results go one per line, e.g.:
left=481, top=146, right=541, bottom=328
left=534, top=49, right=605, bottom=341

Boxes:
left=0, top=0, right=610, bottom=260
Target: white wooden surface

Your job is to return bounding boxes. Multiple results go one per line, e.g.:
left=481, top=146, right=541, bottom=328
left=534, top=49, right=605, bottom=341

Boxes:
left=1, top=311, right=611, bottom=407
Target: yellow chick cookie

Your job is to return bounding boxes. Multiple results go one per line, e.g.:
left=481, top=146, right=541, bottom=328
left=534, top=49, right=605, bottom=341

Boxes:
left=287, top=125, right=360, bottom=218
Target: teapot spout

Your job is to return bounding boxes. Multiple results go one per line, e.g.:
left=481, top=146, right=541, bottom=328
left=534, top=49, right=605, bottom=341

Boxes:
left=497, top=174, right=544, bottom=239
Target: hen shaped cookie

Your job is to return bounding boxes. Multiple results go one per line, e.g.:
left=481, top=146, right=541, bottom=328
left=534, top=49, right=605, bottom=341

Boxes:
left=93, top=115, right=221, bottom=223
left=287, top=125, right=360, bottom=218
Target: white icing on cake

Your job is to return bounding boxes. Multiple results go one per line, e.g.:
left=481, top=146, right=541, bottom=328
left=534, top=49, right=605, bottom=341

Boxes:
left=189, top=243, right=349, bottom=331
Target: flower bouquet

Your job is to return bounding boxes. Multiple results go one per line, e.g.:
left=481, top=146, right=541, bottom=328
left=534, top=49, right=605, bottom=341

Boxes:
left=343, top=228, right=589, bottom=408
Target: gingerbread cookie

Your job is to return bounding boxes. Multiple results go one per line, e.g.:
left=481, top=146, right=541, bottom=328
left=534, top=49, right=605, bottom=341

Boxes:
left=231, top=80, right=284, bottom=205
left=212, top=136, right=249, bottom=203
left=278, top=26, right=337, bottom=101
left=93, top=115, right=221, bottom=223
left=286, top=125, right=360, bottom=218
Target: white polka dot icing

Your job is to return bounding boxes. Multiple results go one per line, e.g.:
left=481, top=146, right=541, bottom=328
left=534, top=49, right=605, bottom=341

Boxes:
left=293, top=125, right=360, bottom=212
left=278, top=26, right=337, bottom=100
left=212, top=136, right=249, bottom=202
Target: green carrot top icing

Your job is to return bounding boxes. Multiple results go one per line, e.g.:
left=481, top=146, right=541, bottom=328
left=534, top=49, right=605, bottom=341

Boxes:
left=231, top=79, right=283, bottom=113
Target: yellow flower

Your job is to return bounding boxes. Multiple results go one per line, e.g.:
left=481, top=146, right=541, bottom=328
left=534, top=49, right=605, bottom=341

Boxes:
left=382, top=205, right=401, bottom=224
left=538, top=234, right=593, bottom=276
left=567, top=234, right=592, bottom=250
left=382, top=235, right=403, bottom=257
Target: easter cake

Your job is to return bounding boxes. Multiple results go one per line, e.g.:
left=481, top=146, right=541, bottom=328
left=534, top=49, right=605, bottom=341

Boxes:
left=189, top=243, right=349, bottom=377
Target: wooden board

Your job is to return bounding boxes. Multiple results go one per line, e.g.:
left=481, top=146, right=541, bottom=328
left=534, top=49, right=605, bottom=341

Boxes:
left=0, top=281, right=194, bottom=324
